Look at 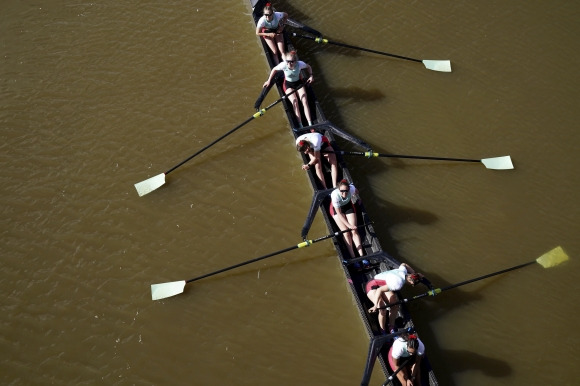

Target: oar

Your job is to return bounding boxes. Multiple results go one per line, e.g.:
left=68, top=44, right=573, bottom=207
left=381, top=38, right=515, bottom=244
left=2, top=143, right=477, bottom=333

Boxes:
left=254, top=70, right=282, bottom=110
left=285, top=18, right=322, bottom=37
left=382, top=357, right=412, bottom=386
left=151, top=223, right=370, bottom=301
left=134, top=85, right=303, bottom=197
left=291, top=32, right=451, bottom=72
left=323, top=150, right=514, bottom=170
left=377, top=246, right=569, bottom=310
left=360, top=327, right=415, bottom=386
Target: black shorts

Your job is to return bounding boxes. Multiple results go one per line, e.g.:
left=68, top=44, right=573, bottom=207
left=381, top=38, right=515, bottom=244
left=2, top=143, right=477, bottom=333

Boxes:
left=329, top=202, right=356, bottom=216
left=284, top=79, right=304, bottom=91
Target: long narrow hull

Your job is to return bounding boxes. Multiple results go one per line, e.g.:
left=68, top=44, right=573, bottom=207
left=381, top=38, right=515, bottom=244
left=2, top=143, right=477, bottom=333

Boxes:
left=250, top=2, right=439, bottom=385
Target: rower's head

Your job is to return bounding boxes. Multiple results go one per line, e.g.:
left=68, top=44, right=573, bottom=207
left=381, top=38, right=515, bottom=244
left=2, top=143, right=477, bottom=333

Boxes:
left=406, top=273, right=421, bottom=286
left=263, top=3, right=274, bottom=20
left=406, top=335, right=419, bottom=355
left=296, top=139, right=312, bottom=154
left=338, top=179, right=350, bottom=197
left=285, top=51, right=297, bottom=67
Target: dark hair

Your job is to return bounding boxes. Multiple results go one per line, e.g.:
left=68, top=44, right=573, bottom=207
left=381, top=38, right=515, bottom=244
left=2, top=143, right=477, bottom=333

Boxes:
left=408, top=273, right=420, bottom=285
left=296, top=139, right=310, bottom=152
left=407, top=335, right=418, bottom=352
left=338, top=179, right=349, bottom=188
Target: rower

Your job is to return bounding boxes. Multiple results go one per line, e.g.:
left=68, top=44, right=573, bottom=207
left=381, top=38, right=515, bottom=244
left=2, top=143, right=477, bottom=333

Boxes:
left=295, top=132, right=338, bottom=189
left=262, top=50, right=315, bottom=128
left=366, top=263, right=433, bottom=334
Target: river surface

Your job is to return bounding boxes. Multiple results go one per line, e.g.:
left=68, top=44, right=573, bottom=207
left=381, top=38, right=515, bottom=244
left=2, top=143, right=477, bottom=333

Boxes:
left=2, top=1, right=579, bottom=385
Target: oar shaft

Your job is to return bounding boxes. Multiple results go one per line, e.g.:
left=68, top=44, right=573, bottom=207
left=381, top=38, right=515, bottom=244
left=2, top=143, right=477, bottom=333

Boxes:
left=325, top=150, right=480, bottom=163
left=185, top=223, right=368, bottom=284
left=380, top=260, right=538, bottom=309
left=165, top=86, right=303, bottom=176
left=165, top=116, right=254, bottom=175
left=293, top=33, right=421, bottom=63
left=377, top=154, right=479, bottom=163
left=384, top=357, right=412, bottom=385
left=439, top=260, right=536, bottom=292
left=186, top=244, right=298, bottom=284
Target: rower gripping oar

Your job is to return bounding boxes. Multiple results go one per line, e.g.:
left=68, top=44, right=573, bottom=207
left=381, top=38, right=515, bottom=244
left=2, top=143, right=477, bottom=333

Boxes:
left=376, top=246, right=568, bottom=310
left=382, top=357, right=412, bottom=386
left=134, top=85, right=304, bottom=197
left=360, top=327, right=416, bottom=386
left=151, top=223, right=371, bottom=301
left=291, top=32, right=451, bottom=72
left=323, top=150, right=514, bottom=170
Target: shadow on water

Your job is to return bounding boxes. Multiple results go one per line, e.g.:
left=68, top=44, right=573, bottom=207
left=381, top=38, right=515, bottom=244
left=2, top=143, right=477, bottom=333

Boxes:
left=271, top=1, right=313, bottom=27
left=434, top=348, right=512, bottom=385
left=328, top=86, right=386, bottom=107
left=357, top=188, right=439, bottom=258
left=399, top=275, right=512, bottom=385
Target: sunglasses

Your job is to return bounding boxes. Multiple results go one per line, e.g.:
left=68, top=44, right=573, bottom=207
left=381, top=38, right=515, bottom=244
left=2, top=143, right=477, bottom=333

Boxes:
left=287, top=60, right=296, bottom=64
left=264, top=13, right=273, bottom=17
left=339, top=189, right=349, bottom=193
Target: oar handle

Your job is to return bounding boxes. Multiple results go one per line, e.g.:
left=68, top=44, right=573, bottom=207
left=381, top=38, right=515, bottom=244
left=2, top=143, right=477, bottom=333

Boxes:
left=383, top=357, right=413, bottom=385
left=185, top=222, right=370, bottom=284
left=309, top=222, right=370, bottom=244
left=323, top=150, right=480, bottom=163
left=165, top=86, right=304, bottom=176
left=292, top=33, right=422, bottom=63
left=254, top=71, right=282, bottom=110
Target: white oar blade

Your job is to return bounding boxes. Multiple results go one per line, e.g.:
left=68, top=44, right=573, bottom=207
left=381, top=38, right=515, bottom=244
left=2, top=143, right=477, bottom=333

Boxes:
left=151, top=280, right=186, bottom=301
left=536, top=246, right=569, bottom=268
left=134, top=173, right=166, bottom=197
left=481, top=156, right=514, bottom=170
left=422, top=60, right=452, bottom=72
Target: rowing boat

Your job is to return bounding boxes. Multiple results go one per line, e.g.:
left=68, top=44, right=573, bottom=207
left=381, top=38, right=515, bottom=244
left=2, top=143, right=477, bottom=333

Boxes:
left=249, top=1, right=439, bottom=385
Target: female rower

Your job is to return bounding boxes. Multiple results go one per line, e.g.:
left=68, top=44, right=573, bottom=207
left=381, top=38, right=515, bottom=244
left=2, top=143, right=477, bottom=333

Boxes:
left=295, top=132, right=338, bottom=189
left=366, top=263, right=431, bottom=334
left=388, top=332, right=425, bottom=386
left=330, top=179, right=364, bottom=258
left=263, top=51, right=314, bottom=128
left=255, top=3, right=288, bottom=64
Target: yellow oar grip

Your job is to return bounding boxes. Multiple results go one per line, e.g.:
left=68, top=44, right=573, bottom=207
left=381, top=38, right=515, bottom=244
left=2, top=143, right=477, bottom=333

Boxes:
left=253, top=109, right=266, bottom=118
left=364, top=151, right=378, bottom=158
left=315, top=37, right=328, bottom=44
left=297, top=240, right=313, bottom=248
left=428, top=288, right=442, bottom=296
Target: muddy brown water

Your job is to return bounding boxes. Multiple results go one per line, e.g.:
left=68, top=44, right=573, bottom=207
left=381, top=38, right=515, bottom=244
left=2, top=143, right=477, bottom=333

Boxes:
left=2, top=1, right=579, bottom=385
